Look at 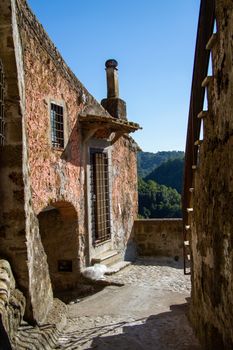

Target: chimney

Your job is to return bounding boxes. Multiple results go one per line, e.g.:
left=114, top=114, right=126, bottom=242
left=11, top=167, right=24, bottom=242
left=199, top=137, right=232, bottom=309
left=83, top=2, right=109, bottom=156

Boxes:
left=105, top=59, right=119, bottom=98
left=101, top=59, right=127, bottom=120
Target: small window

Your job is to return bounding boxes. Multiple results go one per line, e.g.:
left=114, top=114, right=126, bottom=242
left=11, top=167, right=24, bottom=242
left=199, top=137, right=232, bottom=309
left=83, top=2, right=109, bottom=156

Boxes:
left=50, top=102, right=64, bottom=148
left=0, top=59, right=5, bottom=146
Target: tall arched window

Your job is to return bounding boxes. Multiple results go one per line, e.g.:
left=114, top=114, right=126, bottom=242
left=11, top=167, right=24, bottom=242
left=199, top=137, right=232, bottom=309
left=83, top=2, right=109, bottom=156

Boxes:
left=0, top=60, right=5, bottom=146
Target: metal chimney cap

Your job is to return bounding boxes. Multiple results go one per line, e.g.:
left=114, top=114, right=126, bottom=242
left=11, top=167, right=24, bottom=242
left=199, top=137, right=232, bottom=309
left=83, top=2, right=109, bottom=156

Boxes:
left=105, top=59, right=118, bottom=69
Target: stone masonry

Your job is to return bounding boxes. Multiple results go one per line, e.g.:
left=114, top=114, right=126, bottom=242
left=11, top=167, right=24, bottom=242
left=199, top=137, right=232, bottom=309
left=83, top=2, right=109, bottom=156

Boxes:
left=187, top=1, right=233, bottom=348
left=134, top=219, right=183, bottom=259
left=0, top=259, right=25, bottom=344
left=0, top=0, right=140, bottom=327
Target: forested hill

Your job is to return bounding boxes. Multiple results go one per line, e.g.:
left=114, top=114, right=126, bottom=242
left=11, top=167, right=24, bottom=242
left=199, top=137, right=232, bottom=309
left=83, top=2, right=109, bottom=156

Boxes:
left=145, top=158, right=184, bottom=194
left=137, top=151, right=184, bottom=218
left=137, top=151, right=184, bottom=178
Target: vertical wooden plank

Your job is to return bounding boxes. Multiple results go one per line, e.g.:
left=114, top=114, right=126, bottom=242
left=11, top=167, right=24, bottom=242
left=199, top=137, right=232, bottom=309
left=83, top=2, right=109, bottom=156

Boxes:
left=183, top=0, right=215, bottom=274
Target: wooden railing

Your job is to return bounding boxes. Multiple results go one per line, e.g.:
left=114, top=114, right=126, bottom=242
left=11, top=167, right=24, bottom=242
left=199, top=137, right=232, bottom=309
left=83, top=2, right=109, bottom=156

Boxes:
left=182, top=0, right=215, bottom=274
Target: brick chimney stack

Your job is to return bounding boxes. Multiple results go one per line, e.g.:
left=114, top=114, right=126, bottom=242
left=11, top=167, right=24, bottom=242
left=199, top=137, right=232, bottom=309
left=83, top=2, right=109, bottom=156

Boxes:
left=101, top=59, right=127, bottom=120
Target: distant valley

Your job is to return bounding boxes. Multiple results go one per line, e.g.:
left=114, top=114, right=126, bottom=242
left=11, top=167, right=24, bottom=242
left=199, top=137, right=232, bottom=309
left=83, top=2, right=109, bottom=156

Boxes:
left=137, top=151, right=184, bottom=218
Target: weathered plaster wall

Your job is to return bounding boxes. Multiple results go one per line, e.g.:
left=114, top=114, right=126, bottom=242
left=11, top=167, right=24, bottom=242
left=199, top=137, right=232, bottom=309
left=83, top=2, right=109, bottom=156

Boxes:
left=21, top=1, right=86, bottom=216
left=190, top=2, right=233, bottom=348
left=111, top=136, right=138, bottom=260
left=134, top=219, right=183, bottom=258
left=0, top=0, right=139, bottom=324
left=15, top=0, right=108, bottom=322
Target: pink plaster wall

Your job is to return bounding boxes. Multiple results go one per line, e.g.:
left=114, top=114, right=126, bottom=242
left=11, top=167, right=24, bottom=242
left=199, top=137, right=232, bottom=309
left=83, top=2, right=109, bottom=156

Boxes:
left=0, top=0, right=139, bottom=323
left=24, top=37, right=84, bottom=215
left=21, top=0, right=139, bottom=264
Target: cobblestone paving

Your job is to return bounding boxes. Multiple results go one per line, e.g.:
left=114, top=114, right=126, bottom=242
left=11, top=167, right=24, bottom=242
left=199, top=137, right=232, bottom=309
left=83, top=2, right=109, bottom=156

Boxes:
left=14, top=257, right=200, bottom=349
left=55, top=257, right=200, bottom=350
left=106, top=257, right=191, bottom=292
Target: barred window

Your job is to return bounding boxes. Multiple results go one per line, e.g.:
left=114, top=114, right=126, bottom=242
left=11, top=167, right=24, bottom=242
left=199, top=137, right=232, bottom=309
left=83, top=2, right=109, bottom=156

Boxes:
left=90, top=149, right=111, bottom=244
left=0, top=60, right=5, bottom=146
left=50, top=102, right=64, bottom=148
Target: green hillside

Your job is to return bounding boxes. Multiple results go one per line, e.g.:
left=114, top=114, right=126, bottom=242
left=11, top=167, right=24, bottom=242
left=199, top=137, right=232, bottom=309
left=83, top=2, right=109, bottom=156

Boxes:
left=137, top=151, right=184, bottom=218
left=137, top=150, right=184, bottom=178
left=138, top=178, right=182, bottom=218
left=145, top=158, right=184, bottom=194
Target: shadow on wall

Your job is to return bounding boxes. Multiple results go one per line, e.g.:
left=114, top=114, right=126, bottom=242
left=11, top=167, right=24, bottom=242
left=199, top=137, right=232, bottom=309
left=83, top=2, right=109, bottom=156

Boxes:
left=37, top=201, right=80, bottom=298
left=124, top=234, right=184, bottom=270
left=124, top=231, right=137, bottom=262
left=61, top=120, right=82, bottom=167
left=124, top=219, right=184, bottom=265
left=133, top=219, right=183, bottom=260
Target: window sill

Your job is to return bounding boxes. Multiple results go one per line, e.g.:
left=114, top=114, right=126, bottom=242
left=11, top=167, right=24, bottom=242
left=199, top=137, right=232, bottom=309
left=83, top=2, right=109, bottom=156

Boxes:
left=93, top=238, right=111, bottom=247
left=51, top=146, right=64, bottom=152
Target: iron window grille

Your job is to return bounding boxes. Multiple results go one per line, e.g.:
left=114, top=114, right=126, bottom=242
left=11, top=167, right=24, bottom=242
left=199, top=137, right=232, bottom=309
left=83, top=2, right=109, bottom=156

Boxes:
left=0, top=60, right=5, bottom=146
left=90, top=148, right=111, bottom=244
left=50, top=102, right=64, bottom=149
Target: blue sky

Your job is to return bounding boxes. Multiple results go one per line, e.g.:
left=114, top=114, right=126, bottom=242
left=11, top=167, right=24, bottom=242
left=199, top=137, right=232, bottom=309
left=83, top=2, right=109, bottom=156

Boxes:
left=27, top=0, right=200, bottom=152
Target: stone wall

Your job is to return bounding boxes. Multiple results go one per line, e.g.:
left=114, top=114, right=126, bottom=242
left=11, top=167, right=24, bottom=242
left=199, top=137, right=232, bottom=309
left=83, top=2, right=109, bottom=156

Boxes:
left=189, top=1, right=233, bottom=348
left=0, top=0, right=139, bottom=324
left=38, top=204, right=79, bottom=294
left=0, top=0, right=36, bottom=322
left=134, top=219, right=183, bottom=258
left=0, top=260, right=25, bottom=344
left=112, top=136, right=138, bottom=259
left=21, top=0, right=138, bottom=320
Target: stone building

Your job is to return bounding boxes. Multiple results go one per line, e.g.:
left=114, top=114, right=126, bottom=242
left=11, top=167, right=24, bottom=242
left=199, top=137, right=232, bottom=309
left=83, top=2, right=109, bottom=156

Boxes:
left=183, top=0, right=233, bottom=348
left=0, top=0, right=140, bottom=327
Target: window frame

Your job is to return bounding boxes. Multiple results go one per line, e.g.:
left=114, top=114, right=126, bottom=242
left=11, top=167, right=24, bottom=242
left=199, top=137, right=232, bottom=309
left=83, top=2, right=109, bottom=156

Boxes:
left=49, top=100, right=68, bottom=150
left=90, top=147, right=111, bottom=244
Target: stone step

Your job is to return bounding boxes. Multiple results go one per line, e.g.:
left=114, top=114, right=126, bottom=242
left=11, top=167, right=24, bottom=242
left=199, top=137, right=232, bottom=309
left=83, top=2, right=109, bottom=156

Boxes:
left=91, top=250, right=121, bottom=267
left=105, top=260, right=131, bottom=275
left=13, top=323, right=61, bottom=349
left=13, top=298, right=67, bottom=349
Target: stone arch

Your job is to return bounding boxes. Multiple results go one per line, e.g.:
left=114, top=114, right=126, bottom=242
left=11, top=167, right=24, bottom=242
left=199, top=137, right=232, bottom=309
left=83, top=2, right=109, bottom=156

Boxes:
left=37, top=201, right=80, bottom=299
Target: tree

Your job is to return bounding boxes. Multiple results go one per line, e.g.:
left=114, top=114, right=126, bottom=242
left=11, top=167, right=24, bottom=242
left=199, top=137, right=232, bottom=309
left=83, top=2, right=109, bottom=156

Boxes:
left=138, top=178, right=182, bottom=218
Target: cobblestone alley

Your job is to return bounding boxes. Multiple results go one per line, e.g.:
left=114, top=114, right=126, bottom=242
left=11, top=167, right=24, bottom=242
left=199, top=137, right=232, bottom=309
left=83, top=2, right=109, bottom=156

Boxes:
left=14, top=257, right=201, bottom=350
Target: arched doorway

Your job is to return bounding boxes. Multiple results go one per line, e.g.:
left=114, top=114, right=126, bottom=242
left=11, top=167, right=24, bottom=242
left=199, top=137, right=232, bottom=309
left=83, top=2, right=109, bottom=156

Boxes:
left=38, top=201, right=79, bottom=298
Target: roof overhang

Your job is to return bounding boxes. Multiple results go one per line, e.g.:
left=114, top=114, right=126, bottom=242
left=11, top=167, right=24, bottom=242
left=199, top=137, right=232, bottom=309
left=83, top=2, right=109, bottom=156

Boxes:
left=79, top=113, right=142, bottom=144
